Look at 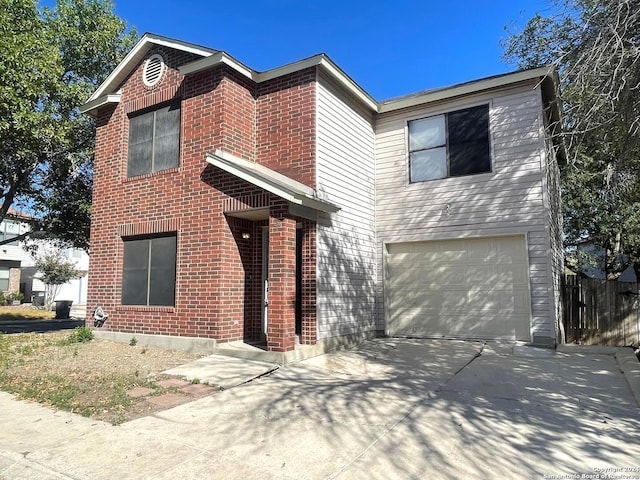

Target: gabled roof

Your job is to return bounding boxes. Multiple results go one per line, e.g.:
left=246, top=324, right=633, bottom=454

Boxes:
left=80, top=33, right=217, bottom=114
left=206, top=150, right=340, bottom=213
left=82, top=34, right=562, bottom=148
left=81, top=33, right=377, bottom=115
left=180, top=52, right=378, bottom=112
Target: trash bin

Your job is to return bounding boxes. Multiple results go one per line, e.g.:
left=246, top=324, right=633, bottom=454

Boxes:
left=32, top=291, right=45, bottom=307
left=54, top=300, right=73, bottom=319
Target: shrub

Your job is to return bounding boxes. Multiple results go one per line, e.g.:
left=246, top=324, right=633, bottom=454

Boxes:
left=64, top=326, right=94, bottom=344
left=5, top=292, right=24, bottom=305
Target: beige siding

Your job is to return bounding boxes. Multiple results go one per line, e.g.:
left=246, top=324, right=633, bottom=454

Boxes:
left=375, top=82, right=557, bottom=343
left=542, top=114, right=564, bottom=342
left=316, top=71, right=377, bottom=340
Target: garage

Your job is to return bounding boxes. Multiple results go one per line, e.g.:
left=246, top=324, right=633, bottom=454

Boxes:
left=385, top=235, right=531, bottom=341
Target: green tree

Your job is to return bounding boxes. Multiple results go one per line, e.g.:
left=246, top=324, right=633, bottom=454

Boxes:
left=503, top=0, right=640, bottom=279
left=34, top=249, right=80, bottom=310
left=0, top=0, right=137, bottom=250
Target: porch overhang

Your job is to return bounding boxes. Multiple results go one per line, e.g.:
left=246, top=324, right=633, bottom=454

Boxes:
left=206, top=150, right=340, bottom=214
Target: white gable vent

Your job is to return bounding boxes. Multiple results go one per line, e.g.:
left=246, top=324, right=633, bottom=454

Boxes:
left=142, top=54, right=165, bottom=87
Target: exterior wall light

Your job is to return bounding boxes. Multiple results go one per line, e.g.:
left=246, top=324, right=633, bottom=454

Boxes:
left=242, top=232, right=251, bottom=239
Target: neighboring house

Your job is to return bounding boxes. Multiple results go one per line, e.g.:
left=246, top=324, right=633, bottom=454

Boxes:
left=0, top=211, right=32, bottom=296
left=82, top=33, right=564, bottom=354
left=0, top=210, right=89, bottom=305
left=570, top=243, right=637, bottom=282
left=21, top=247, right=90, bottom=306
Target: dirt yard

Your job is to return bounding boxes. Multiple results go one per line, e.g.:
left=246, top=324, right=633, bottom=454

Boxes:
left=0, top=329, right=217, bottom=424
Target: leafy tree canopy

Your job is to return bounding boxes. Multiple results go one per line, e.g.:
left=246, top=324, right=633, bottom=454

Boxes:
left=0, top=0, right=137, bottom=250
left=503, top=0, right=640, bottom=279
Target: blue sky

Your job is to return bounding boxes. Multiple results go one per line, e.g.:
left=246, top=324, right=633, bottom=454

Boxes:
left=99, top=1, right=553, bottom=100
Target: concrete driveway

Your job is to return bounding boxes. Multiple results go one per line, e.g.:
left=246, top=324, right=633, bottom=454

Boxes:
left=1, top=339, right=639, bottom=479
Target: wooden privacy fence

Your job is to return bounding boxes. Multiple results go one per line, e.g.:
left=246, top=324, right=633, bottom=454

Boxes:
left=562, top=274, right=640, bottom=346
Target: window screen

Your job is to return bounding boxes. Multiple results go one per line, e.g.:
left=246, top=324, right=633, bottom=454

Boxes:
left=448, top=105, right=490, bottom=176
left=122, top=234, right=176, bottom=306
left=127, top=103, right=180, bottom=177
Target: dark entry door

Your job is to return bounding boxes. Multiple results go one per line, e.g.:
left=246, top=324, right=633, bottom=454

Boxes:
left=295, top=227, right=303, bottom=335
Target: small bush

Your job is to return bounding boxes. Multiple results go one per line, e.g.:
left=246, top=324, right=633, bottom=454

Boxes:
left=5, top=292, right=24, bottom=305
left=129, top=337, right=137, bottom=346
left=63, top=326, right=94, bottom=345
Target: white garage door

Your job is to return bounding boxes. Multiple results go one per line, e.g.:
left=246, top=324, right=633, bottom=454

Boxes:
left=385, top=236, right=531, bottom=341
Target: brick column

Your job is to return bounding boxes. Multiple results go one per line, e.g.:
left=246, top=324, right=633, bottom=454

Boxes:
left=267, top=206, right=296, bottom=352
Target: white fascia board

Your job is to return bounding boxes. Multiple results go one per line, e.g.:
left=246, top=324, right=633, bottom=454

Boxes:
left=379, top=66, right=554, bottom=113
left=181, top=53, right=378, bottom=113
left=255, top=56, right=378, bottom=112
left=206, top=150, right=340, bottom=213
left=299, top=195, right=340, bottom=213
left=213, top=149, right=315, bottom=195
left=143, top=34, right=216, bottom=57
left=79, top=94, right=121, bottom=115
left=179, top=51, right=256, bottom=79
left=86, top=33, right=215, bottom=104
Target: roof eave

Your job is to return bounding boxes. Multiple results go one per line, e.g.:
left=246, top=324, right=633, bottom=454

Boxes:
left=79, top=94, right=122, bottom=116
left=179, top=51, right=256, bottom=79
left=379, top=66, right=556, bottom=113
left=539, top=66, right=568, bottom=164
left=206, top=150, right=340, bottom=214
left=84, top=32, right=215, bottom=105
left=180, top=53, right=378, bottom=113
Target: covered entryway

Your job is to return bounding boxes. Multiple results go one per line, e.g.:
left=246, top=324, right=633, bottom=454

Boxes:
left=207, top=149, right=339, bottom=352
left=385, top=235, right=531, bottom=341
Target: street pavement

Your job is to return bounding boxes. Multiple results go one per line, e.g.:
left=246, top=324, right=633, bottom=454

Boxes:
left=1, top=338, right=639, bottom=479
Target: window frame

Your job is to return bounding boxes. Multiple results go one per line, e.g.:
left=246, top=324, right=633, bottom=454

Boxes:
left=408, top=103, right=491, bottom=183
left=127, top=101, right=181, bottom=178
left=121, top=233, right=177, bottom=307
left=0, top=220, right=21, bottom=246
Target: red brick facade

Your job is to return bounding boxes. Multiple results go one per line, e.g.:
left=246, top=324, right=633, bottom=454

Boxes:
left=87, top=46, right=318, bottom=351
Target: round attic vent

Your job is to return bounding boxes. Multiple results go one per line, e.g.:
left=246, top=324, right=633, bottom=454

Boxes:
left=142, top=54, right=165, bottom=87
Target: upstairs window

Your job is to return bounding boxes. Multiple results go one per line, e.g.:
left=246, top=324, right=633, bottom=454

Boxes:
left=408, top=104, right=490, bottom=182
left=0, top=220, right=21, bottom=246
left=127, top=102, right=180, bottom=177
left=122, top=234, right=176, bottom=306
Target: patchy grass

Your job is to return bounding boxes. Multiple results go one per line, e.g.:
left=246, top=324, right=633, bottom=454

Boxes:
left=0, top=306, right=55, bottom=321
left=0, top=331, right=206, bottom=424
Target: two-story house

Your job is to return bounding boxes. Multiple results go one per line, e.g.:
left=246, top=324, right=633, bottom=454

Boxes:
left=82, top=34, right=563, bottom=359
left=0, top=210, right=32, bottom=297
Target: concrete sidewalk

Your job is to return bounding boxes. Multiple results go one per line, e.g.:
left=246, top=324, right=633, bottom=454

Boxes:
left=1, top=339, right=639, bottom=479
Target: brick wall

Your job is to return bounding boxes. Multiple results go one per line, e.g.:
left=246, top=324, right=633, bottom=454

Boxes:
left=87, top=47, right=318, bottom=345
left=257, top=68, right=317, bottom=187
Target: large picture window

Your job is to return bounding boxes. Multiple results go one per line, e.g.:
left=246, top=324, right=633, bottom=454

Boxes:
left=408, top=104, right=490, bottom=182
left=127, top=102, right=180, bottom=177
left=122, top=234, right=176, bottom=306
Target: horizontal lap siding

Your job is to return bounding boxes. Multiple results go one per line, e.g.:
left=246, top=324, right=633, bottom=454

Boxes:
left=316, top=73, right=376, bottom=339
left=375, top=83, right=555, bottom=340
left=544, top=124, right=564, bottom=343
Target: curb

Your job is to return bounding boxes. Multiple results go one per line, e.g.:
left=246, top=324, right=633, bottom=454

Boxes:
left=615, top=348, right=640, bottom=409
